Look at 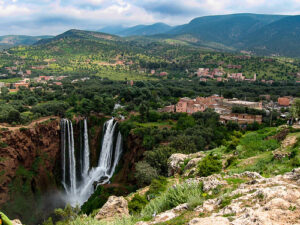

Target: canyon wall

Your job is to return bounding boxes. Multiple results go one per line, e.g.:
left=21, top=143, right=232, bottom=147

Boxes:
left=0, top=118, right=61, bottom=205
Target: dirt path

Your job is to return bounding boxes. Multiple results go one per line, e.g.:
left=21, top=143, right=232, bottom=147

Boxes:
left=0, top=116, right=59, bottom=131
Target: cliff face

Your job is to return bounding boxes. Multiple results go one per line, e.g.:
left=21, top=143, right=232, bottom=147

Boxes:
left=0, top=118, right=61, bottom=205
left=112, top=133, right=145, bottom=184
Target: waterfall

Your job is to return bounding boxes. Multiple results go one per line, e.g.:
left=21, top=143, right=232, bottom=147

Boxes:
left=82, top=118, right=90, bottom=177
left=60, top=118, right=123, bottom=206
left=60, top=119, right=77, bottom=195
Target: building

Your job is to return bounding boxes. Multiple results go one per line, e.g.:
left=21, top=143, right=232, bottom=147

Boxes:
left=220, top=99, right=263, bottom=110
left=220, top=113, right=262, bottom=125
left=278, top=97, right=291, bottom=107
left=159, top=72, right=168, bottom=76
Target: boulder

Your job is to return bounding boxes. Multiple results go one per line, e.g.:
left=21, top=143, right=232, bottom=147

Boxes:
left=202, top=199, right=220, bottom=212
left=12, top=219, right=22, bottom=225
left=95, top=196, right=129, bottom=221
left=189, top=216, right=230, bottom=225
left=186, top=174, right=226, bottom=192
left=168, top=154, right=188, bottom=176
left=185, top=158, right=202, bottom=170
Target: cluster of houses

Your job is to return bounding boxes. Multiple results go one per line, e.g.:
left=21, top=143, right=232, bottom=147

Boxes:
left=159, top=95, right=264, bottom=125
left=197, top=67, right=259, bottom=83
left=195, top=67, right=300, bottom=84
left=0, top=75, right=66, bottom=93
left=159, top=95, right=295, bottom=125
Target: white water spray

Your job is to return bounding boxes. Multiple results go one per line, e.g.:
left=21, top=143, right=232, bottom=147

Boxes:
left=60, top=118, right=123, bottom=206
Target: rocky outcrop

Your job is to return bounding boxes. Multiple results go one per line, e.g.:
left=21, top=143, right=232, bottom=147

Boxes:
left=168, top=152, right=205, bottom=176
left=186, top=174, right=227, bottom=192
left=11, top=219, right=22, bottom=225
left=0, top=118, right=60, bottom=205
left=189, top=217, right=230, bottom=225
left=189, top=169, right=300, bottom=225
left=168, top=154, right=188, bottom=176
left=95, top=196, right=129, bottom=221
left=136, top=203, right=189, bottom=225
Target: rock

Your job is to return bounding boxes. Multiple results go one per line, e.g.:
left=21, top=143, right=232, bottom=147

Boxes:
left=11, top=219, right=22, bottom=225
left=264, top=198, right=290, bottom=210
left=202, top=174, right=226, bottom=192
left=202, top=199, right=219, bottom=212
left=168, top=154, right=188, bottom=176
left=137, top=203, right=188, bottom=225
left=189, top=217, right=230, bottom=225
left=151, top=211, right=177, bottom=224
left=194, top=205, right=204, bottom=213
left=239, top=171, right=263, bottom=179
left=185, top=158, right=202, bottom=170
left=95, top=196, right=129, bottom=221
left=185, top=174, right=226, bottom=192
left=172, top=203, right=189, bottom=213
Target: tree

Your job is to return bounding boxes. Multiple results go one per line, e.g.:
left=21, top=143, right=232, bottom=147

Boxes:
left=291, top=98, right=300, bottom=119
left=135, top=161, right=158, bottom=187
left=7, top=109, right=21, bottom=124
left=197, top=153, right=222, bottom=177
left=176, top=115, right=195, bottom=130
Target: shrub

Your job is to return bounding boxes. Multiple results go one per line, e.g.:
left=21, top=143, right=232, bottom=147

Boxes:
left=144, top=146, right=176, bottom=176
left=225, top=156, right=238, bottom=168
left=146, top=176, right=168, bottom=199
left=135, top=161, right=158, bottom=187
left=197, top=154, right=222, bottom=177
left=128, top=194, right=148, bottom=214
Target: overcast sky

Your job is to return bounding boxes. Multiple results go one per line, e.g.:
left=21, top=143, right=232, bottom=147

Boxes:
left=0, top=0, right=300, bottom=36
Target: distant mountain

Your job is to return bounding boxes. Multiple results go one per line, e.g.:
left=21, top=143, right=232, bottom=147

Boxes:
left=167, top=14, right=286, bottom=46
left=242, top=15, right=300, bottom=57
left=100, top=23, right=173, bottom=37
left=35, top=29, right=118, bottom=45
left=99, top=25, right=126, bottom=35
left=0, top=35, right=52, bottom=47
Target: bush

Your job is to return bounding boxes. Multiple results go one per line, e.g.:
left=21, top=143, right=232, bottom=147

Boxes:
left=128, top=194, right=148, bottom=214
left=135, top=161, right=158, bottom=187
left=225, top=156, right=238, bottom=168
left=146, top=176, right=168, bottom=199
left=198, top=154, right=222, bottom=177
left=144, top=146, right=176, bottom=176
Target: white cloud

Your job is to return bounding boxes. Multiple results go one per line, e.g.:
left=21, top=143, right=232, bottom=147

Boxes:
left=0, top=0, right=300, bottom=35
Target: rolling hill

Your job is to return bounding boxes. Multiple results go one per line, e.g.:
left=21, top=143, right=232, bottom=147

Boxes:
left=0, top=35, right=52, bottom=48
left=100, top=23, right=173, bottom=37
left=100, top=13, right=300, bottom=57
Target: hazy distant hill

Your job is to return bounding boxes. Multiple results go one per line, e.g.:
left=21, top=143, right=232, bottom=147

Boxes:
left=242, top=15, right=300, bottom=57
left=168, top=14, right=286, bottom=46
left=99, top=13, right=300, bottom=57
left=0, top=35, right=52, bottom=48
left=100, top=23, right=173, bottom=37
left=35, top=29, right=118, bottom=45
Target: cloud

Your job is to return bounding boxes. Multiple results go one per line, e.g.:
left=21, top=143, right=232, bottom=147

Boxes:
left=0, top=0, right=300, bottom=35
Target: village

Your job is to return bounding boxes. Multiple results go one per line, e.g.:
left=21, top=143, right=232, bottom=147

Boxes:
left=159, top=95, right=294, bottom=126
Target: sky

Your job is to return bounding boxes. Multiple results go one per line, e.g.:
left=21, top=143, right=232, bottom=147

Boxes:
left=0, top=0, right=300, bottom=36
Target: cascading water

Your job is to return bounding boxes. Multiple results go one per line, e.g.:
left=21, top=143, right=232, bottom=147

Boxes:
left=82, top=119, right=90, bottom=177
left=60, top=119, right=77, bottom=195
left=60, top=118, right=123, bottom=206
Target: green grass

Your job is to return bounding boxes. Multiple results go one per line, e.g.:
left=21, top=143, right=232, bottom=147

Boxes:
left=134, top=121, right=174, bottom=128
left=141, top=183, right=204, bottom=220
left=0, top=78, right=21, bottom=83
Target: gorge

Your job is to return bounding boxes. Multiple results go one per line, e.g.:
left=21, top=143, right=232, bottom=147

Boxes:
left=0, top=116, right=132, bottom=224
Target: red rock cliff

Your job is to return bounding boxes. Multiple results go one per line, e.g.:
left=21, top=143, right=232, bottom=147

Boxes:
left=0, top=118, right=61, bottom=205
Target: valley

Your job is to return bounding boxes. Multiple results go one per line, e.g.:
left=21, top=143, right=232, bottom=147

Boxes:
left=0, top=12, right=299, bottom=225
